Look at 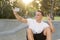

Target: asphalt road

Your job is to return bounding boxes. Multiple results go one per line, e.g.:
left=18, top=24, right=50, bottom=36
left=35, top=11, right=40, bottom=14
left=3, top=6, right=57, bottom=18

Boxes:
left=0, top=19, right=60, bottom=40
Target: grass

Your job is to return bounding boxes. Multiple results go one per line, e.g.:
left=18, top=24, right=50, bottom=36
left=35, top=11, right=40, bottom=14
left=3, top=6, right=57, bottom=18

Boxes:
left=43, top=16, right=60, bottom=21
left=54, top=16, right=60, bottom=20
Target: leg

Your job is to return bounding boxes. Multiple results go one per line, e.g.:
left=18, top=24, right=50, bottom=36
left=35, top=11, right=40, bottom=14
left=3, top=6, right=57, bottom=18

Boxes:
left=27, top=28, right=34, bottom=40
left=45, top=27, right=52, bottom=40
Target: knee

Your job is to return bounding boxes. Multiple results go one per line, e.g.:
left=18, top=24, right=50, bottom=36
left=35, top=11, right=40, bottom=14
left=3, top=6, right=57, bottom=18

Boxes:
left=46, top=28, right=52, bottom=35
left=44, top=28, right=51, bottom=36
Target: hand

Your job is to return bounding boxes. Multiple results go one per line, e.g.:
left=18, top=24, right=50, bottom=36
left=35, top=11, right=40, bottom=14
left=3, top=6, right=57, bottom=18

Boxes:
left=12, top=7, right=19, bottom=14
left=47, top=15, right=55, bottom=33
left=47, top=15, right=52, bottom=23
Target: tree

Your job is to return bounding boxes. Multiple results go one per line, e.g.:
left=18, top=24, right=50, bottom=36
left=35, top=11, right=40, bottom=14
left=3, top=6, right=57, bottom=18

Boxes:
left=0, top=0, right=15, bottom=19
left=0, top=0, right=60, bottom=19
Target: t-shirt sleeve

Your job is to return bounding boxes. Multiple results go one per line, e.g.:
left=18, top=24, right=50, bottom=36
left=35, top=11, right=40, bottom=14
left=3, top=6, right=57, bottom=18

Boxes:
left=27, top=18, right=32, bottom=25
left=26, top=18, right=33, bottom=29
left=44, top=23, right=49, bottom=28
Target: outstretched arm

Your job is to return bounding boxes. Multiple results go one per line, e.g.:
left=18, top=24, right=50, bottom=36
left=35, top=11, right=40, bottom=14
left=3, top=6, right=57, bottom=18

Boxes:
left=47, top=15, right=55, bottom=33
left=13, top=8, right=27, bottom=23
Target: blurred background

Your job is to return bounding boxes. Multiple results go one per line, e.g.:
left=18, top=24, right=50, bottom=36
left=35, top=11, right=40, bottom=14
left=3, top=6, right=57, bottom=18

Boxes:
left=0, top=0, right=60, bottom=40
left=0, top=0, right=60, bottom=20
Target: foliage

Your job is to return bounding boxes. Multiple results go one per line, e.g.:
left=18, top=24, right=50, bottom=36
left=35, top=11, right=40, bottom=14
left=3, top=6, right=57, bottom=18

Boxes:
left=0, top=0, right=60, bottom=19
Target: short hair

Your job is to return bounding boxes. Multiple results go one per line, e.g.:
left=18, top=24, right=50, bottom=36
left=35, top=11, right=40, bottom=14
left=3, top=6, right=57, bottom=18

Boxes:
left=37, top=10, right=44, bottom=16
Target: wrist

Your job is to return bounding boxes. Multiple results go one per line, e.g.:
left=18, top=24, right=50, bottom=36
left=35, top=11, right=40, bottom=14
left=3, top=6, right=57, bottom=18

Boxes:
left=48, top=20, right=52, bottom=23
left=48, top=21, right=52, bottom=23
left=13, top=11, right=17, bottom=14
left=48, top=22, right=53, bottom=25
left=49, top=23, right=52, bottom=25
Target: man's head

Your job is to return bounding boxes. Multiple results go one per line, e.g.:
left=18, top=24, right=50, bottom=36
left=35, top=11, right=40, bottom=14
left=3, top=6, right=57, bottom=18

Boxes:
left=35, top=10, right=44, bottom=20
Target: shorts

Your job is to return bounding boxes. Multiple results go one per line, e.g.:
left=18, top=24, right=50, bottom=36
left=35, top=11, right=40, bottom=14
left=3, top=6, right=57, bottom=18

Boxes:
left=26, top=31, right=46, bottom=40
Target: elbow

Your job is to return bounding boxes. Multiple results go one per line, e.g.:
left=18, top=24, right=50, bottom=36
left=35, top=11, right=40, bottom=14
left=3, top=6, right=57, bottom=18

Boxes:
left=17, top=18, right=20, bottom=21
left=16, top=18, right=21, bottom=22
left=50, top=26, right=55, bottom=33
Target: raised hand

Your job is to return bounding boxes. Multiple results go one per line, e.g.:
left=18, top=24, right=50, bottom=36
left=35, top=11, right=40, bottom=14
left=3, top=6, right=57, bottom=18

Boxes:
left=12, top=7, right=20, bottom=14
left=47, top=14, right=55, bottom=33
left=47, top=14, right=52, bottom=23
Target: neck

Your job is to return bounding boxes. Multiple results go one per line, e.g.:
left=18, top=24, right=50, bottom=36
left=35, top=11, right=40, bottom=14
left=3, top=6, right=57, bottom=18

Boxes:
left=36, top=19, right=41, bottom=23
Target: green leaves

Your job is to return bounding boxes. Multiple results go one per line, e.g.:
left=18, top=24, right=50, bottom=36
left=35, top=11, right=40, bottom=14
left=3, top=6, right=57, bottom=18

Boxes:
left=0, top=0, right=60, bottom=19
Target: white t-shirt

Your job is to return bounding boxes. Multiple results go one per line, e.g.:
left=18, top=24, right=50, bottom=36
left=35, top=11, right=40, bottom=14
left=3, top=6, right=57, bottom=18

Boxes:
left=27, top=18, right=49, bottom=34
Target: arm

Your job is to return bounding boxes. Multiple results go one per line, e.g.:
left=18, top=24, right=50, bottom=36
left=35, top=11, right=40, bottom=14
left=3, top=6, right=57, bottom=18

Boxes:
left=27, top=28, right=34, bottom=40
left=48, top=21, right=55, bottom=33
left=13, top=9, right=27, bottom=23
left=47, top=15, right=55, bottom=33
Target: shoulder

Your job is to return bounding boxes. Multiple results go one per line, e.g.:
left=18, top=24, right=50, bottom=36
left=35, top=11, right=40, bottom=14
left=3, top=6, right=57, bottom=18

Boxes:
left=42, top=21, right=49, bottom=28
left=27, top=18, right=34, bottom=22
left=42, top=21, right=48, bottom=25
left=27, top=18, right=32, bottom=21
left=27, top=18, right=34, bottom=24
left=27, top=18, right=35, bottom=21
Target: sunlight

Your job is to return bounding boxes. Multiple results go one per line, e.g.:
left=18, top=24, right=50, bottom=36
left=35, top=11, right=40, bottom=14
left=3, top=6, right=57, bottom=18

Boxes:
left=22, top=0, right=33, bottom=5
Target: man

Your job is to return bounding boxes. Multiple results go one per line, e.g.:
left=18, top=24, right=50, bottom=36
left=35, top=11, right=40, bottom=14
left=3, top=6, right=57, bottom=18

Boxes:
left=13, top=9, right=55, bottom=40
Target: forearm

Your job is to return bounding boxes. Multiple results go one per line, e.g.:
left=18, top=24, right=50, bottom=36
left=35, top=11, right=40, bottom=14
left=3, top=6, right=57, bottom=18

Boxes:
left=48, top=21, right=55, bottom=32
left=48, top=22, right=53, bottom=28
left=13, top=12, right=24, bottom=21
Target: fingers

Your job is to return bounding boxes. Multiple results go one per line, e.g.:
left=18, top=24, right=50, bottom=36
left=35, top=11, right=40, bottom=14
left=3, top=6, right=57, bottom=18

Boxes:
left=12, top=8, right=17, bottom=14
left=47, top=15, right=52, bottom=23
left=47, top=15, right=51, bottom=20
left=12, top=7, right=20, bottom=12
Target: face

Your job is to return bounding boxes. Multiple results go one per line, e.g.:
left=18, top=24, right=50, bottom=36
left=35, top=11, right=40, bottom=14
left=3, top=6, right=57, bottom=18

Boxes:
left=35, top=12, right=43, bottom=20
